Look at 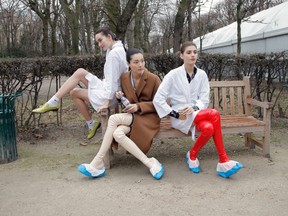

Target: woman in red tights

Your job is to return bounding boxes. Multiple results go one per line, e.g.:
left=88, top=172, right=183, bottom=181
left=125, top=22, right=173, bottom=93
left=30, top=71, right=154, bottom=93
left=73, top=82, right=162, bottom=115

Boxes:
left=153, top=41, right=243, bottom=178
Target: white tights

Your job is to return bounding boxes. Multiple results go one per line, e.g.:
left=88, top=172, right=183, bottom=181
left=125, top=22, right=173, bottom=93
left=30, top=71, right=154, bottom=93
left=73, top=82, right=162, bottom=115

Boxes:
left=90, top=113, right=153, bottom=169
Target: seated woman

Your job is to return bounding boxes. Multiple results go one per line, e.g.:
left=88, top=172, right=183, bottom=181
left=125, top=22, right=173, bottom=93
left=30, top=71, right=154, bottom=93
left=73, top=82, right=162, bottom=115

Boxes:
left=32, top=27, right=128, bottom=140
left=153, top=41, right=243, bottom=178
left=78, top=48, right=164, bottom=180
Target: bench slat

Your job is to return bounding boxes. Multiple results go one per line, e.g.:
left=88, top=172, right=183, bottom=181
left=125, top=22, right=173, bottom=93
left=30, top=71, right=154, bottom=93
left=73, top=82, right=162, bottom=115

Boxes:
left=237, top=87, right=243, bottom=114
left=214, top=87, right=219, bottom=110
left=222, top=87, right=227, bottom=115
left=230, top=87, right=235, bottom=115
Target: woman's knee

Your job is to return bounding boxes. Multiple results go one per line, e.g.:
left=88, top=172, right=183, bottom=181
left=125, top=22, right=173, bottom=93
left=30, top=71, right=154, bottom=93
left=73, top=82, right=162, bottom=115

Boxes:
left=108, top=113, right=132, bottom=126
left=113, top=128, right=125, bottom=143
left=199, top=122, right=214, bottom=137
left=108, top=114, right=118, bottom=126
left=70, top=88, right=78, bottom=98
left=73, top=68, right=88, bottom=78
left=209, top=109, right=220, bottom=118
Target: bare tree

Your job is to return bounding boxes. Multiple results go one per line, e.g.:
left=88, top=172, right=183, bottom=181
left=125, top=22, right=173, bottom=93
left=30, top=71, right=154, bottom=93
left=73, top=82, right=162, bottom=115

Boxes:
left=0, top=0, right=32, bottom=55
left=49, top=0, right=60, bottom=55
left=103, top=0, right=121, bottom=32
left=173, top=0, right=198, bottom=53
left=60, top=0, right=81, bottom=55
left=132, top=0, right=166, bottom=52
left=157, top=3, right=175, bottom=53
left=193, top=0, right=215, bottom=53
left=103, top=0, right=140, bottom=41
left=21, top=0, right=52, bottom=56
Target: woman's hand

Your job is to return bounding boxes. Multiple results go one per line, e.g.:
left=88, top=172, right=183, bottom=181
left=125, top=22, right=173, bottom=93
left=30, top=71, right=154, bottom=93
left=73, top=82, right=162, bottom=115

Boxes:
left=97, top=100, right=110, bottom=113
left=123, top=104, right=138, bottom=113
left=179, top=106, right=195, bottom=116
left=97, top=104, right=109, bottom=113
left=115, top=91, right=124, bottom=99
left=177, top=106, right=195, bottom=120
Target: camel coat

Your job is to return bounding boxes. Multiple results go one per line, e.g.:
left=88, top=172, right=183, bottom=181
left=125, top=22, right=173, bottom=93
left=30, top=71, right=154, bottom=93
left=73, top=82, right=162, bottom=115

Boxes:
left=120, top=69, right=161, bottom=153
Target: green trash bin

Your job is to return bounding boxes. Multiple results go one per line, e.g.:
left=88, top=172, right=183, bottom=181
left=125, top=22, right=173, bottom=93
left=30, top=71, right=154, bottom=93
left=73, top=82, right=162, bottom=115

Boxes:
left=0, top=93, right=20, bottom=163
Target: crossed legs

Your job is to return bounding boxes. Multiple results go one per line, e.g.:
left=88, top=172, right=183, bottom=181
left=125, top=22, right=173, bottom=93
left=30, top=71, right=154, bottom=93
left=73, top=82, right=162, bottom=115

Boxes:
left=32, top=68, right=101, bottom=138
left=190, top=109, right=229, bottom=163
left=186, top=109, right=243, bottom=178
left=78, top=113, right=164, bottom=179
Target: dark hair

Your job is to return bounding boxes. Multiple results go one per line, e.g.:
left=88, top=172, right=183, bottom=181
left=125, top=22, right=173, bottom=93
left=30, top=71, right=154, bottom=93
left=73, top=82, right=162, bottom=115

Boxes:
left=180, top=41, right=197, bottom=54
left=126, top=48, right=142, bottom=63
left=95, top=27, right=117, bottom=40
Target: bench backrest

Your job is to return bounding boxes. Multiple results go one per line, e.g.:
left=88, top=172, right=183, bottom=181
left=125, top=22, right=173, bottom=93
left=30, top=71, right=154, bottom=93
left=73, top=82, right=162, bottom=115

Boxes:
left=209, top=76, right=251, bottom=116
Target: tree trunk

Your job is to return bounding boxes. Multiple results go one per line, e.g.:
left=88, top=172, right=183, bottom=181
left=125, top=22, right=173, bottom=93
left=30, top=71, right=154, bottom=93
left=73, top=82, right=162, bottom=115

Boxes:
left=115, top=0, right=140, bottom=41
left=25, top=0, right=51, bottom=56
left=133, top=0, right=143, bottom=48
left=173, top=0, right=187, bottom=53
left=60, top=0, right=80, bottom=55
left=42, top=19, right=49, bottom=56
left=187, top=0, right=193, bottom=41
left=104, top=0, right=121, bottom=33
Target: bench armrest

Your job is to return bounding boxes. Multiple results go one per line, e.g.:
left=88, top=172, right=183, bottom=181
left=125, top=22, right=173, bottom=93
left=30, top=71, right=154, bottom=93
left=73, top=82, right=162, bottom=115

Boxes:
left=246, top=96, right=273, bottom=110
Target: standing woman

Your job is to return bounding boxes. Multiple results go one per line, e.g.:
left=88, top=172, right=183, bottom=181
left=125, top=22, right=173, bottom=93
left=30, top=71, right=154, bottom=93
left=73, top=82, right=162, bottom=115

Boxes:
left=78, top=48, right=164, bottom=180
left=32, top=27, right=128, bottom=140
left=153, top=41, right=243, bottom=178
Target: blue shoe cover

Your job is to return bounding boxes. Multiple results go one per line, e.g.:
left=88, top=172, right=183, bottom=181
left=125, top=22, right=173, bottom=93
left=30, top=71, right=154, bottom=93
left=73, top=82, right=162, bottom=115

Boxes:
left=217, top=161, right=243, bottom=178
left=189, top=166, right=200, bottom=173
left=149, top=158, right=164, bottom=180
left=78, top=164, right=106, bottom=178
left=186, top=152, right=200, bottom=173
left=153, top=165, right=165, bottom=180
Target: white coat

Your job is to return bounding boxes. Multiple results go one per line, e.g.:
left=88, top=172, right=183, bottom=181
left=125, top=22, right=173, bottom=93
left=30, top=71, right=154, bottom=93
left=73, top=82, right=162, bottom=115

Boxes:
left=86, top=41, right=128, bottom=111
left=153, top=64, right=210, bottom=139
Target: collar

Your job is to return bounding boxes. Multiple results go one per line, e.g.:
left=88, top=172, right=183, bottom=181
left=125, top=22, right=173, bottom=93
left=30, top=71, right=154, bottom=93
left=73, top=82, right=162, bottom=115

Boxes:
left=186, top=67, right=198, bottom=83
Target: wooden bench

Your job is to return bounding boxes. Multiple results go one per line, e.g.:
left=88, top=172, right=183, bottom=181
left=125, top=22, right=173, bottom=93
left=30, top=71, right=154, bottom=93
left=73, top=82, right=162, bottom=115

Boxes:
left=101, top=76, right=273, bottom=169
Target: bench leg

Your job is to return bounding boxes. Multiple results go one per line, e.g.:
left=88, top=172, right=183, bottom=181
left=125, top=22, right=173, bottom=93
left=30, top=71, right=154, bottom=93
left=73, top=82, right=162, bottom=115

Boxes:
left=262, top=132, right=271, bottom=158
left=244, top=133, right=255, bottom=149
left=263, top=109, right=271, bottom=158
left=245, top=133, right=270, bottom=158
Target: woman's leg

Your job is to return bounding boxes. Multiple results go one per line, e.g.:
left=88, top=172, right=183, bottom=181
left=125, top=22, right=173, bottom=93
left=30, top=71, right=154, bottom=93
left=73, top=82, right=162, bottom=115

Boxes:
left=32, top=68, right=90, bottom=113
left=113, top=125, right=164, bottom=179
left=187, top=109, right=242, bottom=178
left=190, top=109, right=229, bottom=163
left=55, top=68, right=89, bottom=99
left=90, top=113, right=133, bottom=169
left=113, top=125, right=153, bottom=168
left=70, top=88, right=91, bottom=121
left=70, top=88, right=100, bottom=139
left=189, top=120, right=214, bottom=160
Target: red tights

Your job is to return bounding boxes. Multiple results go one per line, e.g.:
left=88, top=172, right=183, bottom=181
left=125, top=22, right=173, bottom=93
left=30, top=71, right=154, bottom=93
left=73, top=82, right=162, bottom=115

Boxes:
left=189, top=109, right=229, bottom=163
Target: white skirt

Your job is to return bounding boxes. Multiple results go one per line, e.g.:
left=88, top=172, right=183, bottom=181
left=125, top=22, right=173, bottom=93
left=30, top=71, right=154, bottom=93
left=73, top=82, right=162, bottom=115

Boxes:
left=85, top=73, right=117, bottom=111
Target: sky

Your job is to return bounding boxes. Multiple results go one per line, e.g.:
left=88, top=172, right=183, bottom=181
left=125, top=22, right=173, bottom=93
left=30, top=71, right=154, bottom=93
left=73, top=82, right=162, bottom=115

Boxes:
left=199, top=0, right=224, bottom=13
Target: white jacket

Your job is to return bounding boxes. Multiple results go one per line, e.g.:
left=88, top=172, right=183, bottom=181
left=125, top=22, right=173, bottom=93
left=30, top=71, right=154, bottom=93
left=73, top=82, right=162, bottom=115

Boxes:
left=87, top=41, right=128, bottom=111
left=153, top=65, right=209, bottom=139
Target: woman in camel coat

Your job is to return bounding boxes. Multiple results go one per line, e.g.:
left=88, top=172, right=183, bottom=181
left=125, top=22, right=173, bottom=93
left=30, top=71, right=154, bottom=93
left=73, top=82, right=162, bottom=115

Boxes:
left=120, top=65, right=161, bottom=154
left=78, top=48, right=164, bottom=180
